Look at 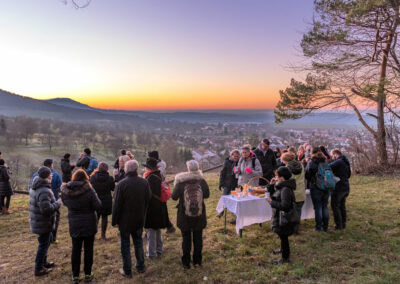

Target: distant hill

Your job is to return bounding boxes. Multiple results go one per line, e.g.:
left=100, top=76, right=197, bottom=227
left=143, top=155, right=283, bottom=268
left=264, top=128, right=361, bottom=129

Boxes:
left=0, top=88, right=375, bottom=127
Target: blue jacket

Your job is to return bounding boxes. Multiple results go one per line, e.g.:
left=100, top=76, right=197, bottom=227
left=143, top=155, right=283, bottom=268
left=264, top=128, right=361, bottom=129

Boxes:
left=30, top=169, right=62, bottom=200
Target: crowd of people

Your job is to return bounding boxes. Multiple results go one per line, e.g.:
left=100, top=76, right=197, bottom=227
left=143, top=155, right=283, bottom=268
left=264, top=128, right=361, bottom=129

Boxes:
left=0, top=139, right=351, bottom=282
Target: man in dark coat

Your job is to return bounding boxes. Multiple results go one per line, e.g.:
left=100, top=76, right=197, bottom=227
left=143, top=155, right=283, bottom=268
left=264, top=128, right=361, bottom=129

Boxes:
left=76, top=148, right=98, bottom=176
left=172, top=160, right=210, bottom=269
left=267, top=166, right=297, bottom=264
left=61, top=153, right=75, bottom=183
left=218, top=150, right=239, bottom=195
left=329, top=149, right=351, bottom=230
left=253, top=139, right=277, bottom=185
left=61, top=170, right=102, bottom=282
left=29, top=167, right=62, bottom=276
left=112, top=160, right=151, bottom=278
left=0, top=159, right=13, bottom=214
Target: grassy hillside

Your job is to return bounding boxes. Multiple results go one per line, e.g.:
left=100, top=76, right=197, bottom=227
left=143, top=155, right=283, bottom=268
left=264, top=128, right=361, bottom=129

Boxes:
left=0, top=174, right=399, bottom=283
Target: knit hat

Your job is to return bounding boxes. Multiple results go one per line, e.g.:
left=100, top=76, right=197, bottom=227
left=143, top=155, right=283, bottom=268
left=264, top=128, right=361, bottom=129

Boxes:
left=148, top=151, right=159, bottom=160
left=186, top=160, right=199, bottom=172
left=38, top=166, right=51, bottom=179
left=277, top=166, right=292, bottom=180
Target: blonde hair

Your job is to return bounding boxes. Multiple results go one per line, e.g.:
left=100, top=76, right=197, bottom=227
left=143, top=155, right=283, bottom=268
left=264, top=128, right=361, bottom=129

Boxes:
left=119, top=155, right=130, bottom=170
left=230, top=149, right=240, bottom=156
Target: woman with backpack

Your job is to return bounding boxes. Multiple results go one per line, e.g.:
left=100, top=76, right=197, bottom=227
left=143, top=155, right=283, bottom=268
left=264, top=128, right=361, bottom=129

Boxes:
left=235, top=145, right=262, bottom=187
left=305, top=147, right=333, bottom=232
left=267, top=166, right=298, bottom=264
left=90, top=162, right=115, bottom=240
left=172, top=160, right=209, bottom=269
left=143, top=158, right=169, bottom=258
left=61, top=169, right=102, bottom=283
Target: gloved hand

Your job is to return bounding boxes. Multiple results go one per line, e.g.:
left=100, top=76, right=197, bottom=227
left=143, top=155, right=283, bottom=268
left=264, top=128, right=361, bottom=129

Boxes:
left=245, top=168, right=252, bottom=174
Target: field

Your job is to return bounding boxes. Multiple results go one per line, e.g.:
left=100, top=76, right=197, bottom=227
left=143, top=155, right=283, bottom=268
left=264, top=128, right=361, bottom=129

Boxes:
left=0, top=174, right=400, bottom=283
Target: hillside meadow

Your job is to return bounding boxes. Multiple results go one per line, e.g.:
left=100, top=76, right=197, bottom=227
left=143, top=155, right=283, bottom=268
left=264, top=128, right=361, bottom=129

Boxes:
left=0, top=174, right=399, bottom=283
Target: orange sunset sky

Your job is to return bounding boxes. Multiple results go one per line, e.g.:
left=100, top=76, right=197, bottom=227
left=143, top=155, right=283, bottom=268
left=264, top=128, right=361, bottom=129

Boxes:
left=0, top=1, right=314, bottom=110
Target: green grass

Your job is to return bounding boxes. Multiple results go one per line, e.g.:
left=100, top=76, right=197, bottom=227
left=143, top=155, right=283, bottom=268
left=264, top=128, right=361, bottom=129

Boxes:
left=0, top=174, right=399, bottom=283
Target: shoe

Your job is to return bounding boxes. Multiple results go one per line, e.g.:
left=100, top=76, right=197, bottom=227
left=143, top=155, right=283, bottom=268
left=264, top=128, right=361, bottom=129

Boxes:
left=119, top=268, right=132, bottom=278
left=272, top=249, right=281, bottom=255
left=51, top=240, right=59, bottom=245
left=182, top=263, right=190, bottom=269
left=166, top=226, right=176, bottom=234
left=84, top=274, right=94, bottom=282
left=273, top=258, right=290, bottom=265
left=44, top=262, right=55, bottom=268
left=217, top=212, right=224, bottom=218
left=193, top=264, right=202, bottom=269
left=323, top=228, right=329, bottom=233
left=229, top=219, right=236, bottom=225
left=72, top=276, right=80, bottom=284
left=137, top=267, right=146, bottom=274
left=35, top=268, right=52, bottom=276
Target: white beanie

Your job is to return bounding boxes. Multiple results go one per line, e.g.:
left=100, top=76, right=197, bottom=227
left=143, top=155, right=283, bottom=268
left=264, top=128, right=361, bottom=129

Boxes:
left=186, top=160, right=199, bottom=172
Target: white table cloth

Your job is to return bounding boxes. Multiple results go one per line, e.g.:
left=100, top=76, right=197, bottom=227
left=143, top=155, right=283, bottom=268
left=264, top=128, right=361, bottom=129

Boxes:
left=216, top=194, right=315, bottom=234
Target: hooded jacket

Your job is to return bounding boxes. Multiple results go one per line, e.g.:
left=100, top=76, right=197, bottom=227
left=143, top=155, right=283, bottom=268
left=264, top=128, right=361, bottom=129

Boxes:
left=219, top=157, right=238, bottom=191
left=253, top=145, right=277, bottom=180
left=287, top=160, right=306, bottom=203
left=90, top=171, right=115, bottom=215
left=329, top=155, right=351, bottom=192
left=61, top=181, right=102, bottom=238
left=0, top=165, right=12, bottom=196
left=29, top=177, right=60, bottom=235
left=305, top=153, right=327, bottom=190
left=61, top=158, right=75, bottom=183
left=236, top=153, right=263, bottom=186
left=268, top=178, right=297, bottom=236
left=172, top=171, right=209, bottom=231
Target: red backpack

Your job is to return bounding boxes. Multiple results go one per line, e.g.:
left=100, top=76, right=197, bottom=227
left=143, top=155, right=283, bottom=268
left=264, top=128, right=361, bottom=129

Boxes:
left=149, top=174, right=171, bottom=203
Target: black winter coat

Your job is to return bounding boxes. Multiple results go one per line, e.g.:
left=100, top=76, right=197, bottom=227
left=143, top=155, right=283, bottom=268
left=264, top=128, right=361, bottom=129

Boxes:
left=305, top=155, right=327, bottom=190
left=219, top=157, right=238, bottom=191
left=112, top=172, right=152, bottom=233
left=90, top=171, right=115, bottom=215
left=61, top=181, right=102, bottom=238
left=329, top=156, right=351, bottom=192
left=172, top=172, right=210, bottom=231
left=29, top=177, right=60, bottom=235
left=0, top=165, right=12, bottom=196
left=144, top=171, right=169, bottom=229
left=114, top=170, right=126, bottom=183
left=253, top=147, right=277, bottom=180
left=268, top=178, right=297, bottom=236
left=61, top=158, right=75, bottom=183
left=76, top=156, right=90, bottom=170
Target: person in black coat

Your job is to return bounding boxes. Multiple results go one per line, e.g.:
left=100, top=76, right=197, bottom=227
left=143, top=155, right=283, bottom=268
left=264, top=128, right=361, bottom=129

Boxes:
left=61, top=169, right=102, bottom=283
left=112, top=160, right=151, bottom=278
left=143, top=158, right=169, bottom=258
left=253, top=139, right=277, bottom=185
left=0, top=159, right=13, bottom=214
left=267, top=166, right=297, bottom=264
left=29, top=167, right=62, bottom=276
left=61, top=153, right=75, bottom=183
left=172, top=160, right=210, bottom=269
left=329, top=149, right=351, bottom=230
left=305, top=148, right=330, bottom=232
left=90, top=162, right=115, bottom=240
left=218, top=150, right=240, bottom=195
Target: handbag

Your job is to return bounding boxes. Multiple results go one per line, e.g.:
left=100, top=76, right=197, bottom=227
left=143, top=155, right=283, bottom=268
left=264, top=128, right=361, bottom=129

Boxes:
left=148, top=174, right=172, bottom=203
left=279, top=201, right=300, bottom=227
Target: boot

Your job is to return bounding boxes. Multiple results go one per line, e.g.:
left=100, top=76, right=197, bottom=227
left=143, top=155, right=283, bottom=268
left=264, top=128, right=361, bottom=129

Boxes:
left=2, top=206, right=10, bottom=215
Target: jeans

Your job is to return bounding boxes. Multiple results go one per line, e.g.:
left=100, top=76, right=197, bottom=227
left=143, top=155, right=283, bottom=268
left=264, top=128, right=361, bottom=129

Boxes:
left=145, top=229, right=163, bottom=257
left=278, top=234, right=290, bottom=260
left=331, top=191, right=349, bottom=229
left=120, top=229, right=145, bottom=275
left=71, top=235, right=95, bottom=277
left=293, top=201, right=304, bottom=233
left=311, top=189, right=330, bottom=231
left=51, top=210, right=60, bottom=242
left=0, top=195, right=11, bottom=209
left=35, top=232, right=52, bottom=272
left=181, top=229, right=203, bottom=266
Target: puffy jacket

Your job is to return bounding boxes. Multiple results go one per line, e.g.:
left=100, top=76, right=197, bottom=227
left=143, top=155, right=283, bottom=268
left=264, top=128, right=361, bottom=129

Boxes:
left=61, top=181, right=102, bottom=238
left=287, top=160, right=306, bottom=202
left=236, top=153, right=263, bottom=186
left=61, top=158, right=75, bottom=183
left=329, top=155, right=351, bottom=192
left=30, top=169, right=62, bottom=200
left=219, top=157, right=238, bottom=191
left=29, top=177, right=60, bottom=235
left=90, top=171, right=115, bottom=216
left=253, top=145, right=277, bottom=180
left=0, top=165, right=12, bottom=196
left=268, top=178, right=296, bottom=236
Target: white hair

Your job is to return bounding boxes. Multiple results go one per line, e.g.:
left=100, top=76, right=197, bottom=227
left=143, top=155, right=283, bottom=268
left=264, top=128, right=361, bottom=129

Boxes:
left=125, top=160, right=139, bottom=174
left=186, top=160, right=199, bottom=172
